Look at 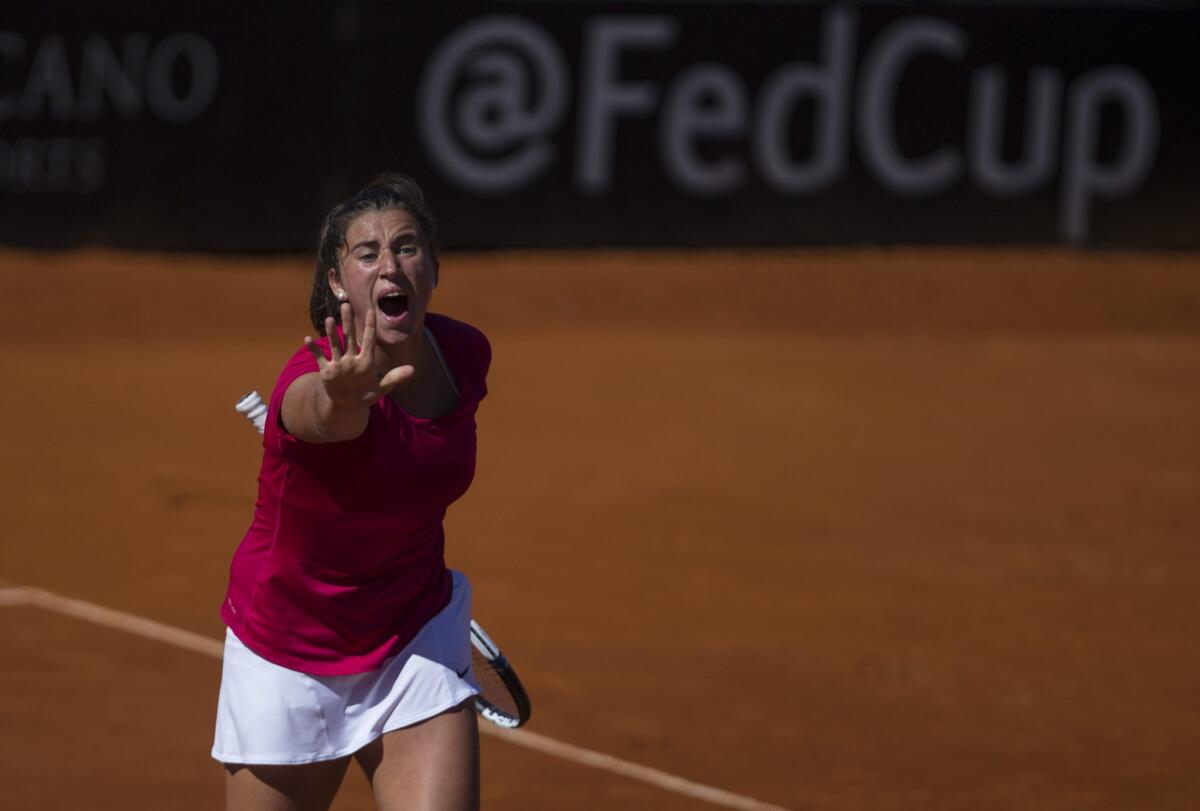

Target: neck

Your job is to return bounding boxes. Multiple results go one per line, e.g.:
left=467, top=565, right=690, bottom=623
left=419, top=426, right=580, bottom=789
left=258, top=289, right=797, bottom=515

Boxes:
left=379, top=324, right=427, bottom=369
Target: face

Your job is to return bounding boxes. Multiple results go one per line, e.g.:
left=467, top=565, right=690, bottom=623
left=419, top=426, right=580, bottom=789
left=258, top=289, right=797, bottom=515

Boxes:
left=328, top=207, right=438, bottom=349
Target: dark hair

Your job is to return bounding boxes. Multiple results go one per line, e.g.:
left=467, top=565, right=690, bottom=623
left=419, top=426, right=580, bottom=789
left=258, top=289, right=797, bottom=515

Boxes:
left=308, top=173, right=440, bottom=330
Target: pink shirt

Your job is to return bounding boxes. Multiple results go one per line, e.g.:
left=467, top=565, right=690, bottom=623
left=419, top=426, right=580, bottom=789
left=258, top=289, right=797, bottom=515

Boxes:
left=221, top=313, right=490, bottom=675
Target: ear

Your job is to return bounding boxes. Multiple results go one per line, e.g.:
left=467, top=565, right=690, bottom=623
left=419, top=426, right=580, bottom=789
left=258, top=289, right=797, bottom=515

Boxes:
left=433, top=258, right=440, bottom=288
left=326, top=267, right=345, bottom=299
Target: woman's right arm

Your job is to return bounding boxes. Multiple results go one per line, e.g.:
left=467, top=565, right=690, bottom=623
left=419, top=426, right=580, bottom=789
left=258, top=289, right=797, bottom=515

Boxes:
left=280, top=372, right=371, bottom=443
left=280, top=304, right=413, bottom=443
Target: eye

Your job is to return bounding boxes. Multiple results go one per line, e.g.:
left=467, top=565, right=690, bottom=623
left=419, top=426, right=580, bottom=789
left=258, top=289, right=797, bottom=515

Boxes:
left=357, top=252, right=378, bottom=262
left=396, top=244, right=418, bottom=256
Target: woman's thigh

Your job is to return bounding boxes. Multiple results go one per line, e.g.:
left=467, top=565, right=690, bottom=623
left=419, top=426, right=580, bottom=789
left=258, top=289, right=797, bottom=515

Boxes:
left=224, top=757, right=351, bottom=811
left=354, top=700, right=480, bottom=811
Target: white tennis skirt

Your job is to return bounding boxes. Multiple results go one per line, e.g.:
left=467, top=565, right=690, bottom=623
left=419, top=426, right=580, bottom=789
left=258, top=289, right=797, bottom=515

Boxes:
left=211, top=570, right=480, bottom=765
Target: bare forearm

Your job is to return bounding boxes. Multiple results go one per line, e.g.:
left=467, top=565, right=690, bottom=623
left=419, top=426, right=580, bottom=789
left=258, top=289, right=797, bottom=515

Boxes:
left=282, top=373, right=370, bottom=443
left=283, top=307, right=413, bottom=443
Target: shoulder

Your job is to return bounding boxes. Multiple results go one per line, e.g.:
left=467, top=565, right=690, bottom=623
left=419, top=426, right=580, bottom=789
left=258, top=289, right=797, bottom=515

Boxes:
left=426, top=312, right=489, bottom=348
left=426, top=313, right=491, bottom=370
left=426, top=313, right=491, bottom=402
left=278, top=339, right=324, bottom=388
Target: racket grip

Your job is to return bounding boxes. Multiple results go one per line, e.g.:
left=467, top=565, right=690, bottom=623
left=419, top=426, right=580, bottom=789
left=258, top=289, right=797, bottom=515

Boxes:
left=235, top=391, right=268, bottom=435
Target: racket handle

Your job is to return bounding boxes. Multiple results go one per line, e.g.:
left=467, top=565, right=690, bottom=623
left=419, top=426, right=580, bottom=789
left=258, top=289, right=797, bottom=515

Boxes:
left=235, top=391, right=268, bottom=436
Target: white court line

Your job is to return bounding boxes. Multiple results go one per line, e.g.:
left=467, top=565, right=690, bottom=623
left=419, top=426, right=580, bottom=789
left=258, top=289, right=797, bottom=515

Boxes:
left=4, top=587, right=224, bottom=658
left=1, top=585, right=792, bottom=811
left=492, top=728, right=793, bottom=811
left=0, top=587, right=33, bottom=607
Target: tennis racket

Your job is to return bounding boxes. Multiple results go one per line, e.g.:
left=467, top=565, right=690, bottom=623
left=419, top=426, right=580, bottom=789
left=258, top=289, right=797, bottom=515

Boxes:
left=234, top=391, right=532, bottom=729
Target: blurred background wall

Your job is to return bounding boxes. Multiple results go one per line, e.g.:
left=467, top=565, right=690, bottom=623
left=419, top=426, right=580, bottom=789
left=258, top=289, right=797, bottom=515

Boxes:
left=1, top=0, right=1196, bottom=252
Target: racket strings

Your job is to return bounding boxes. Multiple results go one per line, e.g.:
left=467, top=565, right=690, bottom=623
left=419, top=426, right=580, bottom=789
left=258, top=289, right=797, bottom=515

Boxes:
left=471, top=647, right=522, bottom=719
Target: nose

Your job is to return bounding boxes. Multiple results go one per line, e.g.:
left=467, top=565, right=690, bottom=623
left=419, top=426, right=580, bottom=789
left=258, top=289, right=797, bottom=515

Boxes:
left=378, top=250, right=400, bottom=276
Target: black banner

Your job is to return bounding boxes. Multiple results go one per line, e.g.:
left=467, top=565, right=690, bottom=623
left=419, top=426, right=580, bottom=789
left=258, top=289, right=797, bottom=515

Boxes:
left=1, top=2, right=1196, bottom=250
left=0, top=4, right=337, bottom=251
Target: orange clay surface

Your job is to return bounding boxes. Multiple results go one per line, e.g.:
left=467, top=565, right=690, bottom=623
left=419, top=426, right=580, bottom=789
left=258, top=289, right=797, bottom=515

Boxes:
left=1, top=247, right=1199, bottom=810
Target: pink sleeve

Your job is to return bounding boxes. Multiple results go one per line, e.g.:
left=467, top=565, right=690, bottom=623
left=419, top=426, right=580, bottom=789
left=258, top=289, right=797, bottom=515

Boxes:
left=470, top=328, right=491, bottom=402
left=264, top=340, right=324, bottom=456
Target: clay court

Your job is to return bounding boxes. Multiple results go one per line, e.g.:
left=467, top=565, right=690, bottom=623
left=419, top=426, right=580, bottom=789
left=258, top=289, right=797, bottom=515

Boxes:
left=2, top=246, right=1198, bottom=809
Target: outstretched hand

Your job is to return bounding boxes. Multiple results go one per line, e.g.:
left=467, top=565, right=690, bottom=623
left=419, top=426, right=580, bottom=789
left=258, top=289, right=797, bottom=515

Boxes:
left=304, top=303, right=413, bottom=408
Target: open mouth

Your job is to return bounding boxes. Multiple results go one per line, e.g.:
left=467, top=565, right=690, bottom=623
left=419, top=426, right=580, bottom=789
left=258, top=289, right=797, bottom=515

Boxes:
left=377, top=290, right=409, bottom=319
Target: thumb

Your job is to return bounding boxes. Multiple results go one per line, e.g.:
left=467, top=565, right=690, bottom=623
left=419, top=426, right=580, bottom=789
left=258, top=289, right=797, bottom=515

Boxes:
left=377, top=364, right=415, bottom=394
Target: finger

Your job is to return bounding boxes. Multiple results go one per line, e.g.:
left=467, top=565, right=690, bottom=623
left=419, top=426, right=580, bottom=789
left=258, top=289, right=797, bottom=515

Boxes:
left=377, top=364, right=415, bottom=395
left=324, top=316, right=341, bottom=361
left=303, top=337, right=328, bottom=370
left=359, top=307, right=377, bottom=358
left=340, top=301, right=357, bottom=354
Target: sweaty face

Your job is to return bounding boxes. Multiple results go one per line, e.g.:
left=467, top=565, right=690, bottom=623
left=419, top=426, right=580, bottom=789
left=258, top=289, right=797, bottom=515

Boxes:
left=328, top=208, right=438, bottom=348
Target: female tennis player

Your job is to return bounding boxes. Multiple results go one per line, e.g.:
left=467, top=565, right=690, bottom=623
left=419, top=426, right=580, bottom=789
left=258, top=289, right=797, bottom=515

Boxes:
left=212, top=174, right=489, bottom=810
